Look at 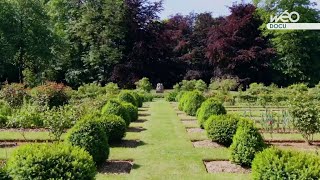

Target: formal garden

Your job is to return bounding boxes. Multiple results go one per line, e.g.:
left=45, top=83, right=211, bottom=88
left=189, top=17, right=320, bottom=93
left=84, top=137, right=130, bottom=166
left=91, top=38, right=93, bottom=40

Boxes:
left=1, top=0, right=320, bottom=179
left=0, top=78, right=319, bottom=179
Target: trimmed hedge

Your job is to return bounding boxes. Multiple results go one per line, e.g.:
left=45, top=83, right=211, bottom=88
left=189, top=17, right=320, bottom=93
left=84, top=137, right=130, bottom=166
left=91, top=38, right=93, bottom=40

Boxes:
left=122, top=102, right=138, bottom=123
left=165, top=91, right=178, bottom=102
left=205, top=114, right=239, bottom=147
left=182, top=91, right=205, bottom=116
left=130, top=91, right=143, bottom=107
left=175, top=91, right=187, bottom=102
left=230, top=118, right=266, bottom=167
left=196, top=98, right=226, bottom=128
left=0, top=165, right=10, bottom=180
left=6, top=143, right=96, bottom=180
left=118, top=91, right=137, bottom=107
left=252, top=147, right=320, bottom=179
left=101, top=100, right=130, bottom=126
left=66, top=119, right=109, bottom=166
left=99, top=114, right=127, bottom=142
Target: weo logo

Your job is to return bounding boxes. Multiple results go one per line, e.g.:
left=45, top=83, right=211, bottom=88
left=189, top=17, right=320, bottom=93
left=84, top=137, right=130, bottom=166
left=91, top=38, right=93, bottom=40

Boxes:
left=270, top=10, right=300, bottom=23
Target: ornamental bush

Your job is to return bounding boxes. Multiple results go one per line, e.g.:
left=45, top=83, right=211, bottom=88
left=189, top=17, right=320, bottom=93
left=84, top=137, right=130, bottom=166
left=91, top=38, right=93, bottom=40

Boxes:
left=118, top=91, right=137, bottom=107
left=205, top=114, right=240, bottom=147
left=7, top=103, right=44, bottom=128
left=135, top=77, right=152, bottom=92
left=196, top=98, right=227, bottom=128
left=0, top=115, right=8, bottom=128
left=289, top=94, right=320, bottom=144
left=130, top=91, right=143, bottom=107
left=178, top=91, right=190, bottom=111
left=122, top=102, right=138, bottom=123
left=31, top=82, right=71, bottom=108
left=0, top=164, right=9, bottom=180
left=165, top=91, right=178, bottom=102
left=252, top=147, right=320, bottom=180
left=66, top=119, right=109, bottom=166
left=101, top=100, right=130, bottom=126
left=6, top=143, right=96, bottom=180
left=175, top=91, right=187, bottom=102
left=0, top=83, right=27, bottom=107
left=183, top=91, right=205, bottom=116
left=0, top=100, right=12, bottom=116
left=230, top=118, right=266, bottom=167
left=99, top=114, right=126, bottom=142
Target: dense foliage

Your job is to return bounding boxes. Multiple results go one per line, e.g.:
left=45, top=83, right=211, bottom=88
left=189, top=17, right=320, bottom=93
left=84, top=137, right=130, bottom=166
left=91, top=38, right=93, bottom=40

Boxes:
left=99, top=114, right=127, bottom=142
left=101, top=99, right=130, bottom=126
left=0, top=0, right=319, bottom=88
left=252, top=147, right=320, bottom=179
left=196, top=98, right=227, bottom=127
left=205, top=115, right=240, bottom=147
left=182, top=91, right=205, bottom=116
left=230, top=119, right=266, bottom=167
left=6, top=143, right=96, bottom=180
left=66, top=118, right=109, bottom=166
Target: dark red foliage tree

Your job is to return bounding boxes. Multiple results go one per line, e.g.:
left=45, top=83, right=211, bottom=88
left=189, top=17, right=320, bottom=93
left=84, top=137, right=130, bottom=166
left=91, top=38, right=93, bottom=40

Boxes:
left=111, top=0, right=185, bottom=88
left=206, top=4, right=275, bottom=84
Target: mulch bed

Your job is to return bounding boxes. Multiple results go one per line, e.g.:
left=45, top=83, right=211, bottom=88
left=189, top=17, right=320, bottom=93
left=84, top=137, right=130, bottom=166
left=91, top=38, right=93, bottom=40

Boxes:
left=204, top=160, right=251, bottom=174
left=186, top=128, right=204, bottom=133
left=138, top=113, right=150, bottom=117
left=134, top=119, right=147, bottom=123
left=179, top=118, right=197, bottom=121
left=127, top=127, right=147, bottom=133
left=110, top=140, right=144, bottom=148
left=192, top=140, right=223, bottom=148
left=99, top=160, right=133, bottom=174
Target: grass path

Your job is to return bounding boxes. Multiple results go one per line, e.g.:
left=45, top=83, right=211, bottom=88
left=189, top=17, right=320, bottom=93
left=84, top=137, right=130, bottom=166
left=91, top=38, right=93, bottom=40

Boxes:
left=98, top=99, right=249, bottom=179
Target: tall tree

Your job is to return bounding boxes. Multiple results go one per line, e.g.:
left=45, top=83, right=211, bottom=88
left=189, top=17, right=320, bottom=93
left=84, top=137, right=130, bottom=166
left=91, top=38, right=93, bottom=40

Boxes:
left=0, top=0, right=54, bottom=86
left=206, top=4, right=275, bottom=84
left=48, top=0, right=125, bottom=86
left=255, top=0, right=320, bottom=85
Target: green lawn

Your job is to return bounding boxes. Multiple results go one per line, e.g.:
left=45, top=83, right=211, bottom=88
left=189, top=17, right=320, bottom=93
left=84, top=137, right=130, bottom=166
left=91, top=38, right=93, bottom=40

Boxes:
left=97, top=99, right=249, bottom=179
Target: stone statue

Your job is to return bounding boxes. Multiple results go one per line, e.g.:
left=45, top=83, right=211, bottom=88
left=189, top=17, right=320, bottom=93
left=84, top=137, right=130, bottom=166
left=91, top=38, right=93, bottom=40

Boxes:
left=156, top=83, right=164, bottom=93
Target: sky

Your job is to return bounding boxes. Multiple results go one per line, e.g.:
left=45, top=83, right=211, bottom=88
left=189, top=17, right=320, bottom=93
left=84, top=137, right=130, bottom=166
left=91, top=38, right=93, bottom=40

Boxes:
left=152, top=0, right=320, bottom=19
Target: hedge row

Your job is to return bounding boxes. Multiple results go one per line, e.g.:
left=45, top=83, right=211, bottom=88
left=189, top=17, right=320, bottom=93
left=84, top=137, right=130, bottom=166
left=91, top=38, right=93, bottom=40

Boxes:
left=1, top=90, right=152, bottom=179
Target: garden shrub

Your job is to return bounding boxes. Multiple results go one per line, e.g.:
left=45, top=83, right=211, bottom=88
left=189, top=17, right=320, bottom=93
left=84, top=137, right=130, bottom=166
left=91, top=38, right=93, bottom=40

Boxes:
left=209, top=78, right=238, bottom=92
left=118, top=91, right=138, bottom=107
left=6, top=143, right=96, bottom=180
left=205, top=114, right=239, bottom=146
left=99, top=114, right=126, bottom=142
left=195, top=80, right=207, bottom=92
left=135, top=77, right=152, bottom=92
left=66, top=119, right=109, bottom=166
left=139, top=92, right=153, bottom=102
left=122, top=102, right=138, bottom=123
left=230, top=118, right=266, bottom=167
left=130, top=91, right=143, bottom=107
left=0, top=115, right=8, bottom=128
left=7, top=103, right=44, bottom=128
left=43, top=105, right=78, bottom=141
left=175, top=91, right=187, bottom=102
left=183, top=91, right=205, bottom=116
left=252, top=147, right=320, bottom=180
left=196, top=98, right=227, bottom=127
left=105, top=82, right=120, bottom=96
left=31, top=82, right=71, bottom=108
left=0, top=165, right=10, bottom=180
left=0, top=100, right=12, bottom=116
left=76, top=83, right=105, bottom=98
left=0, top=83, right=27, bottom=107
left=178, top=91, right=189, bottom=111
left=289, top=94, right=320, bottom=144
left=101, top=99, right=130, bottom=126
left=165, top=91, right=178, bottom=102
